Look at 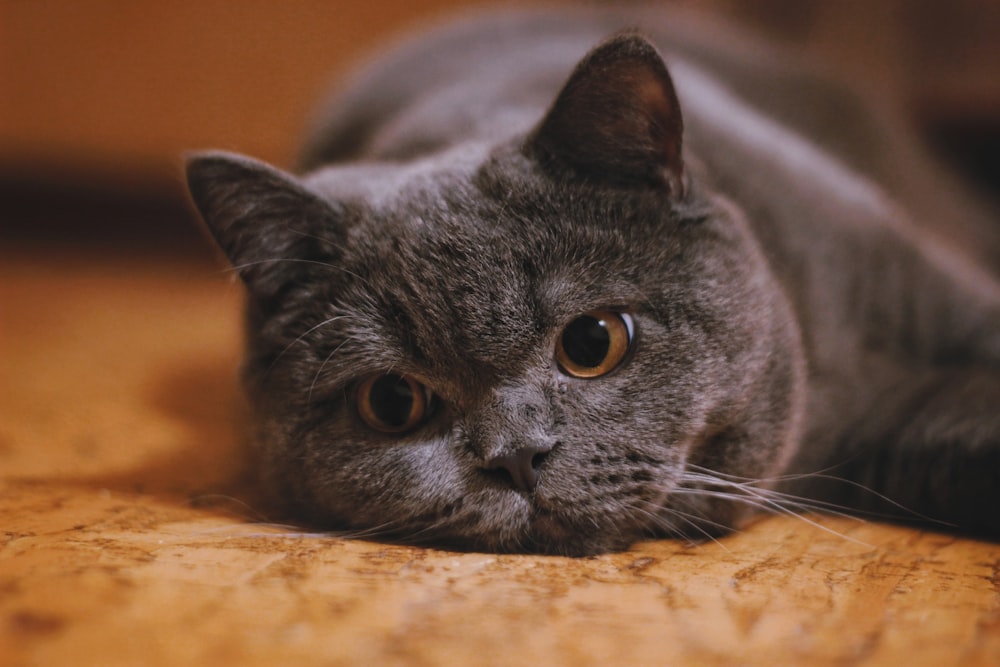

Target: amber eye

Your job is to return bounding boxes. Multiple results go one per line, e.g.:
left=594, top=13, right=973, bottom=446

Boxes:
left=556, top=311, right=634, bottom=378
left=356, top=374, right=429, bottom=434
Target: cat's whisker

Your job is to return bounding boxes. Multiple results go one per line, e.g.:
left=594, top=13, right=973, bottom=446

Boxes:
left=287, top=228, right=347, bottom=251
left=265, top=315, right=353, bottom=378
left=685, top=463, right=954, bottom=527
left=228, top=257, right=369, bottom=284
left=778, top=473, right=954, bottom=527
left=673, top=471, right=877, bottom=546
left=620, top=494, right=733, bottom=550
left=186, top=493, right=276, bottom=522
left=314, top=516, right=423, bottom=544
left=653, top=506, right=735, bottom=552
left=308, top=339, right=353, bottom=403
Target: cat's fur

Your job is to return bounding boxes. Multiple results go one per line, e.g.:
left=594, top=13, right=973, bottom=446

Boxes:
left=185, top=8, right=1000, bottom=555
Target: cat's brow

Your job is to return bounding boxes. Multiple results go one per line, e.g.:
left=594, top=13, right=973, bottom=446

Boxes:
left=225, top=257, right=369, bottom=285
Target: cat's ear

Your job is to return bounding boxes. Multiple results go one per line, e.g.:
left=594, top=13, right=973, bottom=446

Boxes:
left=529, top=33, right=685, bottom=196
left=185, top=151, right=341, bottom=297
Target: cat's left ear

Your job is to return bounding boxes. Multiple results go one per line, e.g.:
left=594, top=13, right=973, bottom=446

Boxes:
left=528, top=33, right=685, bottom=197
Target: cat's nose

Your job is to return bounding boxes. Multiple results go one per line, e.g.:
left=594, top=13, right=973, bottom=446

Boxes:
left=484, top=443, right=551, bottom=493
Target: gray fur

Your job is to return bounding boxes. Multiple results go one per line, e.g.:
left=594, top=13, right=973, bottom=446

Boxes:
left=185, top=8, right=1000, bottom=555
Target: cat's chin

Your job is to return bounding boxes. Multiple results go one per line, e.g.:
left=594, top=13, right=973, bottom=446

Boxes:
left=504, top=507, right=637, bottom=556
left=522, top=494, right=749, bottom=555
left=526, top=511, right=581, bottom=549
left=413, top=503, right=640, bottom=556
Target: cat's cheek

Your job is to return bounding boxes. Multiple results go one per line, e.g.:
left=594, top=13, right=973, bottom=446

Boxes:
left=364, top=441, right=538, bottom=545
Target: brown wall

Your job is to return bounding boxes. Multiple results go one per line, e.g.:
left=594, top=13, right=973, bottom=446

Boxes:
left=0, top=0, right=535, bottom=190
left=2, top=0, right=998, bottom=195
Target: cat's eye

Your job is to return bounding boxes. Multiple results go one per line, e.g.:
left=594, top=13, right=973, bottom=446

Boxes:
left=356, top=374, right=431, bottom=434
left=556, top=311, right=634, bottom=378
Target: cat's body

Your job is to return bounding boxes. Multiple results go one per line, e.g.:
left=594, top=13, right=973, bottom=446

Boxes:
left=187, top=8, right=1000, bottom=555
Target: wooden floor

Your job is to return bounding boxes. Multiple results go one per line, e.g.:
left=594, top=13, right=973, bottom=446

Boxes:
left=2, top=240, right=999, bottom=666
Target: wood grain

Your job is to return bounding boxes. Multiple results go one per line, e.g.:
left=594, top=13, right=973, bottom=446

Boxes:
left=2, top=244, right=999, bottom=666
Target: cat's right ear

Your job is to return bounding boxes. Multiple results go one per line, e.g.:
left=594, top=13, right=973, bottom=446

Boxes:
left=528, top=33, right=686, bottom=197
left=185, top=151, right=341, bottom=298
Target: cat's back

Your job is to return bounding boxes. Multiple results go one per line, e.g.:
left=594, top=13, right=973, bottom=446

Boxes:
left=299, top=7, right=999, bottom=270
left=300, top=7, right=897, bottom=176
left=298, top=10, right=606, bottom=167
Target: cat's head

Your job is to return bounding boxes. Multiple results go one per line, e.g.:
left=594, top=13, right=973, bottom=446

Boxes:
left=186, top=34, right=805, bottom=555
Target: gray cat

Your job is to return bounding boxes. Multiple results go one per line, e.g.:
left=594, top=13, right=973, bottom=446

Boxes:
left=185, top=8, right=1000, bottom=555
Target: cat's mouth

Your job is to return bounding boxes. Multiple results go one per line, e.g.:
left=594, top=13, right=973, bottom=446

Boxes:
left=524, top=514, right=599, bottom=555
left=524, top=508, right=644, bottom=556
left=528, top=509, right=576, bottom=541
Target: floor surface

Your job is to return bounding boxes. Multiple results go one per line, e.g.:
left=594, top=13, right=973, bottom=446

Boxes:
left=2, top=241, right=999, bottom=666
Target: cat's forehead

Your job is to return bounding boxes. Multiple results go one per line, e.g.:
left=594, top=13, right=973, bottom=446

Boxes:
left=308, top=149, right=523, bottom=271
left=301, top=151, right=660, bottom=382
left=304, top=142, right=492, bottom=208
left=327, top=168, right=645, bottom=306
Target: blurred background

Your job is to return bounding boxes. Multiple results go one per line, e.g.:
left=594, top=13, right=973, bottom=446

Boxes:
left=2, top=0, right=998, bottom=256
